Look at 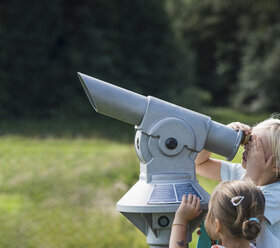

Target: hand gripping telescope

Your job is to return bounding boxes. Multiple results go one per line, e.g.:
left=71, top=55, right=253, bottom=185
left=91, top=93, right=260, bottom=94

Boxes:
left=78, top=73, right=244, bottom=247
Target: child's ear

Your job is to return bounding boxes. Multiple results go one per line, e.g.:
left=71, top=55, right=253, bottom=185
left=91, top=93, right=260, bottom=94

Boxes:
left=214, top=218, right=223, bottom=234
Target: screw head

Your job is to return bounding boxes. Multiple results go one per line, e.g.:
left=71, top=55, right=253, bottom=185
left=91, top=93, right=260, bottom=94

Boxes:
left=165, top=137, right=178, bottom=150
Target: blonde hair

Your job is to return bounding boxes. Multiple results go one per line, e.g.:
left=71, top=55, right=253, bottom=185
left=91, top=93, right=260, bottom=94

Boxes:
left=205, top=179, right=265, bottom=241
left=253, top=114, right=280, bottom=178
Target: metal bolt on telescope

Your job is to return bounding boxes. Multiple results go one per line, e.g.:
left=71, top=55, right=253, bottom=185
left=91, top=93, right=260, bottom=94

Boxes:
left=78, top=72, right=244, bottom=247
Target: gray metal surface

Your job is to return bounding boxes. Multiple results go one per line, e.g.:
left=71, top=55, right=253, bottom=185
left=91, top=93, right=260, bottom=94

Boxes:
left=78, top=73, right=147, bottom=125
left=78, top=72, right=244, bottom=247
left=204, top=120, right=243, bottom=161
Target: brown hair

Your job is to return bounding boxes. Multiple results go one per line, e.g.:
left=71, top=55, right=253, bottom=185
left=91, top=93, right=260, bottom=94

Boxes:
left=205, top=179, right=265, bottom=241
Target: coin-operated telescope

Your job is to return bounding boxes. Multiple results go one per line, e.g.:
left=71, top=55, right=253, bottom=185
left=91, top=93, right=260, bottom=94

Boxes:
left=78, top=73, right=244, bottom=247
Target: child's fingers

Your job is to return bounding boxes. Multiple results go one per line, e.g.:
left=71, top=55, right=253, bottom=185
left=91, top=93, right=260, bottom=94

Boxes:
left=250, top=136, right=265, bottom=157
left=265, top=154, right=274, bottom=167
left=256, top=137, right=264, bottom=152
left=182, top=194, right=187, bottom=203
left=247, top=142, right=251, bottom=152
left=247, top=140, right=252, bottom=153
left=187, top=193, right=193, bottom=204
left=195, top=210, right=203, bottom=218
left=248, top=135, right=258, bottom=153
left=227, top=122, right=241, bottom=131
left=239, top=124, right=252, bottom=135
left=194, top=198, right=202, bottom=218
left=228, top=122, right=251, bottom=134
left=191, top=195, right=197, bottom=207
left=195, top=196, right=200, bottom=210
left=251, top=136, right=257, bottom=152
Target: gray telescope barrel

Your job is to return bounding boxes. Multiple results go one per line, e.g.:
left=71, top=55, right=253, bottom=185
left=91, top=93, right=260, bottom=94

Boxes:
left=78, top=73, right=148, bottom=125
left=205, top=121, right=243, bottom=161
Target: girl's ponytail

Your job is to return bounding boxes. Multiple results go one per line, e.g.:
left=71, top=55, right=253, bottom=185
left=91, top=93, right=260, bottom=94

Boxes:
left=242, top=218, right=261, bottom=240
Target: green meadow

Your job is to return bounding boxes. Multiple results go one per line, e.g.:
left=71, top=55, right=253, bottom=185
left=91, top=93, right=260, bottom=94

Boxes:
left=0, top=111, right=266, bottom=247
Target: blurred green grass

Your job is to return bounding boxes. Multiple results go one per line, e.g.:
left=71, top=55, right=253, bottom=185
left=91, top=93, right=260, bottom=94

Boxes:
left=0, top=136, right=147, bottom=247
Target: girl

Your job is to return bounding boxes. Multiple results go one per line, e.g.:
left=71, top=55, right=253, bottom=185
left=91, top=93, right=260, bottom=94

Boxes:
left=169, top=179, right=265, bottom=248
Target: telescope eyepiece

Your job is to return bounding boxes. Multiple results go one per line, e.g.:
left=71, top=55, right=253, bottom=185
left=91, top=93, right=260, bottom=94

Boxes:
left=241, top=133, right=252, bottom=146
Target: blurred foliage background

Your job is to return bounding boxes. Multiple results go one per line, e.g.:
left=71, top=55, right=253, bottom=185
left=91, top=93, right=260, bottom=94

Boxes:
left=1, top=0, right=279, bottom=120
left=0, top=0, right=280, bottom=247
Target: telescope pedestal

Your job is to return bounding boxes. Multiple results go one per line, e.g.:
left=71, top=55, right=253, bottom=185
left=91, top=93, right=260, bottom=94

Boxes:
left=117, top=178, right=209, bottom=247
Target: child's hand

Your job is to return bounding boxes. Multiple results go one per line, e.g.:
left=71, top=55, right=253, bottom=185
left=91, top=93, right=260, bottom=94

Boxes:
left=227, top=122, right=251, bottom=135
left=245, top=136, right=274, bottom=183
left=173, top=194, right=202, bottom=225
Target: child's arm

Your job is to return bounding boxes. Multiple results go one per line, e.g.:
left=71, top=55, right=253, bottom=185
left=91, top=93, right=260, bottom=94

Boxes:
left=169, top=194, right=202, bottom=248
left=195, top=122, right=251, bottom=181
left=195, top=150, right=222, bottom=181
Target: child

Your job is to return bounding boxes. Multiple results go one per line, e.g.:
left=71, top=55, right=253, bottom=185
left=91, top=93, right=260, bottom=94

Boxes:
left=195, top=117, right=280, bottom=247
left=169, top=179, right=265, bottom=248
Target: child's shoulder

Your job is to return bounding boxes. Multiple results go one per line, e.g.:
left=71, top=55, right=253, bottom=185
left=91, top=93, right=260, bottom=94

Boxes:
left=260, top=181, right=280, bottom=226
left=260, top=180, right=280, bottom=203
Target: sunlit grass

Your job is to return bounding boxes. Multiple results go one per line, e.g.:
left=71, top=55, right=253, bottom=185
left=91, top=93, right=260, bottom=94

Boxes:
left=0, top=136, right=145, bottom=247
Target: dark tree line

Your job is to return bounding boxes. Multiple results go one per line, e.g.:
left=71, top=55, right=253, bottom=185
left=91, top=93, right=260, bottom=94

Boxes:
left=0, top=0, right=279, bottom=119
